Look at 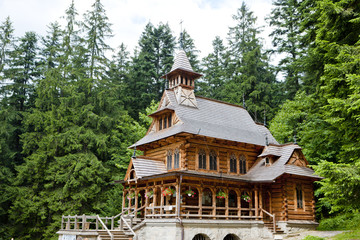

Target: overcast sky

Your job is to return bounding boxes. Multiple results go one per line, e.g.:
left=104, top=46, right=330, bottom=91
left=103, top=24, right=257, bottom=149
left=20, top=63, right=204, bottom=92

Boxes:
left=0, top=0, right=276, bottom=60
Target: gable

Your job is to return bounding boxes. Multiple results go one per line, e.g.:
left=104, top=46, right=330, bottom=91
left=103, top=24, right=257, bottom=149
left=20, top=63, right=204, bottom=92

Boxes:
left=286, top=149, right=308, bottom=167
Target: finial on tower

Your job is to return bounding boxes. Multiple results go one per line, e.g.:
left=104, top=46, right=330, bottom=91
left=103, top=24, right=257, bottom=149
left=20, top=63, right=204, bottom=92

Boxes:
left=293, top=133, right=297, bottom=144
left=243, top=94, right=246, bottom=109
left=132, top=146, right=137, bottom=158
left=180, top=19, right=184, bottom=49
left=264, top=109, right=267, bottom=127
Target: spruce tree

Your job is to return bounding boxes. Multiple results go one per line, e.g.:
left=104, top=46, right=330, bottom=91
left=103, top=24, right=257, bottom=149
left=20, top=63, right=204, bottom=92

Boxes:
left=198, top=36, right=227, bottom=99
left=225, top=2, right=277, bottom=122
left=126, top=22, right=175, bottom=118
left=268, top=0, right=304, bottom=99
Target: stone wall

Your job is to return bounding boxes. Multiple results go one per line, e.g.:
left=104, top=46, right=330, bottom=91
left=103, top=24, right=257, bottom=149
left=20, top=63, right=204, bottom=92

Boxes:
left=135, top=219, right=274, bottom=240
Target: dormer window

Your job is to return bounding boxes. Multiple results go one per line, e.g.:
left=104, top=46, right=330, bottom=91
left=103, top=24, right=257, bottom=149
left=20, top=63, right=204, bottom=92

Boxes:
left=265, top=157, right=270, bottom=166
left=158, top=113, right=172, bottom=131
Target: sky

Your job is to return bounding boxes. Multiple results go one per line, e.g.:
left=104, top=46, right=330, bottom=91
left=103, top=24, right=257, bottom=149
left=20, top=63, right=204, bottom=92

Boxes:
left=0, top=0, right=276, bottom=60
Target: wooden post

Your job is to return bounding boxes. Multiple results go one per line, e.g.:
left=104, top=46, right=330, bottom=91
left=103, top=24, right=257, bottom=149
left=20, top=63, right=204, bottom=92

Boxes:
left=74, top=215, right=78, bottom=229
left=255, top=187, right=259, bottom=220
left=82, top=214, right=85, bottom=230
left=135, top=190, right=139, bottom=218
left=198, top=187, right=203, bottom=219
left=237, top=191, right=241, bottom=220
left=225, top=189, right=229, bottom=219
left=61, top=216, right=64, bottom=230
left=212, top=189, right=216, bottom=218
left=175, top=185, right=179, bottom=216
left=96, top=217, right=99, bottom=230
left=160, top=186, right=164, bottom=217
left=249, top=190, right=253, bottom=217
left=122, top=190, right=126, bottom=213
left=259, top=186, right=263, bottom=219
left=66, top=216, right=70, bottom=230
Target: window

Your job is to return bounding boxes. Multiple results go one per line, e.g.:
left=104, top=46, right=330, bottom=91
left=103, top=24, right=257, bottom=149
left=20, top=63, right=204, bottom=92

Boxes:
left=159, top=114, right=172, bottom=131
left=239, top=155, right=247, bottom=174
left=167, top=150, right=172, bottom=170
left=198, top=149, right=206, bottom=169
left=209, top=150, right=217, bottom=171
left=296, top=185, right=303, bottom=209
left=230, top=154, right=237, bottom=173
left=168, top=115, right=172, bottom=127
left=159, top=118, right=162, bottom=130
left=174, top=148, right=180, bottom=169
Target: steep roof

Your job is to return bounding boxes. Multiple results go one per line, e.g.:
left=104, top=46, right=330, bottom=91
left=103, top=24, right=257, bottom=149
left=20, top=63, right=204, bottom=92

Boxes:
left=131, top=90, right=278, bottom=148
left=131, top=157, right=167, bottom=178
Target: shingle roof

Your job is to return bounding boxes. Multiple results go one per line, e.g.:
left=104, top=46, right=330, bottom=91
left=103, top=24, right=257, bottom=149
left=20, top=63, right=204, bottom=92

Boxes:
left=170, top=50, right=194, bottom=72
left=131, top=91, right=278, bottom=148
left=246, top=144, right=321, bottom=181
left=132, top=158, right=167, bottom=178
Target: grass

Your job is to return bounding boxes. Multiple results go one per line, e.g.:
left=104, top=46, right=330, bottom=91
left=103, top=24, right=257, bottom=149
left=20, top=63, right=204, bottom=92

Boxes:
left=303, top=236, right=325, bottom=240
left=331, top=229, right=360, bottom=240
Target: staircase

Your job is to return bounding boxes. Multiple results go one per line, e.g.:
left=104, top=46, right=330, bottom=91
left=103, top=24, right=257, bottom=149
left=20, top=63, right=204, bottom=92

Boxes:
left=264, top=220, right=284, bottom=234
left=98, top=230, right=129, bottom=240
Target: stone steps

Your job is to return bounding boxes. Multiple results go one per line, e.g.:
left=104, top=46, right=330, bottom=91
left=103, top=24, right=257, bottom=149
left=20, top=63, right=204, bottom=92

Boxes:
left=98, top=230, right=131, bottom=240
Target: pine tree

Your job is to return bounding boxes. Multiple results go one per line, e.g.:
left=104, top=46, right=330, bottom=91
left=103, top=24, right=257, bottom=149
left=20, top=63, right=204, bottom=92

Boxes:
left=268, top=0, right=304, bottom=99
left=126, top=22, right=175, bottom=118
left=0, top=17, right=14, bottom=76
left=83, top=0, right=113, bottom=79
left=225, top=2, right=277, bottom=122
left=198, top=36, right=227, bottom=99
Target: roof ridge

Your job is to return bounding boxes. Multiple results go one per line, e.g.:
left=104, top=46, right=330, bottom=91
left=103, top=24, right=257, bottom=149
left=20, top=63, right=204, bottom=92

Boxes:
left=196, top=95, right=245, bottom=109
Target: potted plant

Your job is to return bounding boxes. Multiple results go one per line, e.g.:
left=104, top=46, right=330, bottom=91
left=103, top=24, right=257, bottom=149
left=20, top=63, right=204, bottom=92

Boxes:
left=184, top=189, right=196, bottom=197
left=242, top=194, right=251, bottom=202
left=145, top=190, right=153, bottom=199
left=216, top=190, right=227, bottom=199
left=162, top=187, right=175, bottom=197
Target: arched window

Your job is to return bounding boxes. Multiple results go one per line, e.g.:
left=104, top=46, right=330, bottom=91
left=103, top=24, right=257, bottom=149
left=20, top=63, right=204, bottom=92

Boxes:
left=202, top=188, right=212, bottom=206
left=224, top=234, right=239, bottom=240
left=198, top=149, right=206, bottom=169
left=174, top=148, right=180, bottom=169
left=192, top=234, right=209, bottom=240
left=230, top=154, right=237, bottom=173
left=164, top=116, right=167, bottom=128
left=239, top=155, right=247, bottom=174
left=228, top=190, right=237, bottom=208
left=296, top=185, right=303, bottom=209
left=167, top=150, right=173, bottom=170
left=209, top=150, right=217, bottom=171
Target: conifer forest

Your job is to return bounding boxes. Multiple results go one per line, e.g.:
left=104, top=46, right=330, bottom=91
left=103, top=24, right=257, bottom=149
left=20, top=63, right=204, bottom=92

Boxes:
left=0, top=0, right=359, bottom=239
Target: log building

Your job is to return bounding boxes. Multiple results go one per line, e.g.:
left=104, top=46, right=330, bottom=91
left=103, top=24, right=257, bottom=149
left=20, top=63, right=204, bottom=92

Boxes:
left=58, top=50, right=321, bottom=240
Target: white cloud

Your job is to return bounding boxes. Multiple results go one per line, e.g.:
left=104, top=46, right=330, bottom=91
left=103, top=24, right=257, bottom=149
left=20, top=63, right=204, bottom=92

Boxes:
left=0, top=0, right=276, bottom=60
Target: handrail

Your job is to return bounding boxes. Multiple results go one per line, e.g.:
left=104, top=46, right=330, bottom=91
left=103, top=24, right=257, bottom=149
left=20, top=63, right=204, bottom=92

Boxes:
left=97, top=215, right=113, bottom=240
left=260, top=208, right=276, bottom=232
left=126, top=205, right=146, bottom=217
left=120, top=215, right=137, bottom=240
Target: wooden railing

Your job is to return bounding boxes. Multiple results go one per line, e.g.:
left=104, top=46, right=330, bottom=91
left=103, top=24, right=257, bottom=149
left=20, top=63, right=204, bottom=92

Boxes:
left=260, top=208, right=276, bottom=231
left=61, top=206, right=145, bottom=240
left=144, top=204, right=261, bottom=220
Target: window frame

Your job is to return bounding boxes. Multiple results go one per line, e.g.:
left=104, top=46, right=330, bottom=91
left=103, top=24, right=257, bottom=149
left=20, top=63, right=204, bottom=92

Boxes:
left=173, top=148, right=180, bottom=169
left=295, top=184, right=304, bottom=209
left=229, top=153, right=237, bottom=173
left=198, top=149, right=207, bottom=170
left=209, top=150, right=217, bottom=171
left=167, top=150, right=173, bottom=170
left=239, top=154, right=247, bottom=174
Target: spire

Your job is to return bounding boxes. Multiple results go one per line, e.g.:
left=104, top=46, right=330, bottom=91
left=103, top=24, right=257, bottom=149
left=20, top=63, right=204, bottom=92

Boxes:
left=243, top=94, right=246, bottom=109
left=264, top=109, right=267, bottom=127
left=293, top=134, right=297, bottom=144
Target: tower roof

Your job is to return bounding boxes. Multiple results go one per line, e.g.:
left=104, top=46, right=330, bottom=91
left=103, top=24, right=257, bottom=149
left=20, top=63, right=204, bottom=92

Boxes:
left=170, top=49, right=194, bottom=72
left=161, top=49, right=202, bottom=79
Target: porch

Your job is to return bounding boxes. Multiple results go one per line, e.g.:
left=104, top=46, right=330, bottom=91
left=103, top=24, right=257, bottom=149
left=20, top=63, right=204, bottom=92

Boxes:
left=122, top=174, right=275, bottom=224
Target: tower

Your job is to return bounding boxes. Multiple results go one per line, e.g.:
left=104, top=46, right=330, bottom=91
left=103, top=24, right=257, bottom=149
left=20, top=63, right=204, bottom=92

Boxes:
left=162, top=50, right=202, bottom=108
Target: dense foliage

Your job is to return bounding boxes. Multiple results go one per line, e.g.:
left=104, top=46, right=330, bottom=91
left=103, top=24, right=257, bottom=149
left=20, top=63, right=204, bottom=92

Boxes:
left=0, top=0, right=359, bottom=238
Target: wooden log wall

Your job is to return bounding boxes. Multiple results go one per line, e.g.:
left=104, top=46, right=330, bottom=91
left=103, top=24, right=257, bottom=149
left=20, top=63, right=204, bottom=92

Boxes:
left=269, top=175, right=315, bottom=222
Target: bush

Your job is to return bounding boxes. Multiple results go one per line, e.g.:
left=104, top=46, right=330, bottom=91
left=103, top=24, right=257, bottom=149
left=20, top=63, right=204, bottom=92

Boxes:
left=303, top=236, right=325, bottom=240
left=318, top=213, right=360, bottom=231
